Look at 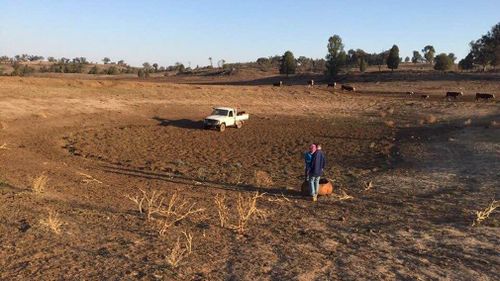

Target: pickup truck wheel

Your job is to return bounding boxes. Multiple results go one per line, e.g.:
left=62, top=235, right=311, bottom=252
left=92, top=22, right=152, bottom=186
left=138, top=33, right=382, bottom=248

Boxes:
left=235, top=121, right=243, bottom=129
left=219, top=123, right=226, bottom=132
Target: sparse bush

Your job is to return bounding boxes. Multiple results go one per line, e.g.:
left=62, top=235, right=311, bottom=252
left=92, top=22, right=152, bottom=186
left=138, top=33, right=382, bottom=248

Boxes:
left=472, top=200, right=499, bottom=226
left=214, top=192, right=266, bottom=234
left=126, top=189, right=204, bottom=236
left=214, top=193, right=229, bottom=227
left=166, top=231, right=193, bottom=268
left=126, top=189, right=164, bottom=220
left=32, top=173, right=48, bottom=193
left=253, top=170, right=273, bottom=187
left=40, top=210, right=63, bottom=234
left=157, top=193, right=204, bottom=236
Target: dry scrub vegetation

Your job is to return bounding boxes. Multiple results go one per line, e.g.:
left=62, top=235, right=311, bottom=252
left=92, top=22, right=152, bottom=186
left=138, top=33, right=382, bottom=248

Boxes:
left=472, top=200, right=499, bottom=226
left=215, top=192, right=267, bottom=234
left=126, top=189, right=204, bottom=236
left=253, top=170, right=273, bottom=187
left=32, top=173, right=48, bottom=193
left=39, top=210, right=63, bottom=234
left=166, top=231, right=193, bottom=268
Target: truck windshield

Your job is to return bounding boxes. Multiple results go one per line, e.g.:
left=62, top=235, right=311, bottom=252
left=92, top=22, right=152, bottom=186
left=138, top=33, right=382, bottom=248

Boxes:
left=212, top=109, right=229, bottom=116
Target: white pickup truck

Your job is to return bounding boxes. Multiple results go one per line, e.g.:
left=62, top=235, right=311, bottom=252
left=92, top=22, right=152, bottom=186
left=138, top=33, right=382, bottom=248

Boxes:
left=203, top=107, right=249, bottom=132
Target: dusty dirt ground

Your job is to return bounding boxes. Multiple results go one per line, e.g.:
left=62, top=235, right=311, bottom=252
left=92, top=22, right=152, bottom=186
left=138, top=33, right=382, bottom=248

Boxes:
left=0, top=75, right=499, bottom=280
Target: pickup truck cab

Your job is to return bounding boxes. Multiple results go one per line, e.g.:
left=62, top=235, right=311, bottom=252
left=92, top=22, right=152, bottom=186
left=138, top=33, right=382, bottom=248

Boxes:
left=203, top=107, right=249, bottom=132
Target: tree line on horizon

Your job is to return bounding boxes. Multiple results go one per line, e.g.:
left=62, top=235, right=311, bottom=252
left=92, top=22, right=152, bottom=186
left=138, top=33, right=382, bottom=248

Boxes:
left=278, top=22, right=499, bottom=77
left=1, top=22, right=498, bottom=78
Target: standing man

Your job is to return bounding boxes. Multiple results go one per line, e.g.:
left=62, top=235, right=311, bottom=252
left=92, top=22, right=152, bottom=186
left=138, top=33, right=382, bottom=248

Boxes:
left=309, top=143, right=326, bottom=202
left=304, top=144, right=316, bottom=181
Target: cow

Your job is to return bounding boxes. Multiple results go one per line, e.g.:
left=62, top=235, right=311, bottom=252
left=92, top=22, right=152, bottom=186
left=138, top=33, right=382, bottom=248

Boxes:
left=475, top=93, right=495, bottom=101
left=307, top=80, right=314, bottom=87
left=341, top=84, right=355, bottom=91
left=327, top=82, right=336, bottom=88
left=273, top=81, right=283, bottom=87
left=421, top=94, right=430, bottom=99
left=446, top=91, right=463, bottom=99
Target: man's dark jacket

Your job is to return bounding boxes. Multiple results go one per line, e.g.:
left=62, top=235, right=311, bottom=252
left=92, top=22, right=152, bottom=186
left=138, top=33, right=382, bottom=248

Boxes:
left=309, top=150, right=326, bottom=177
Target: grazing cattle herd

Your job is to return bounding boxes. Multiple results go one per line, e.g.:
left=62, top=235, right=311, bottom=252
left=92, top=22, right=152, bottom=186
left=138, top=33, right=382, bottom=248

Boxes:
left=269, top=81, right=495, bottom=102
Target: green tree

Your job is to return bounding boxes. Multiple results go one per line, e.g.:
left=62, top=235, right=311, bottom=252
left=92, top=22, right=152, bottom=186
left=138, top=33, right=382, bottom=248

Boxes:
left=447, top=53, right=457, bottom=63
left=359, top=57, right=367, bottom=72
left=422, top=45, right=436, bottom=64
left=325, top=35, right=347, bottom=77
left=458, top=53, right=474, bottom=71
left=102, top=57, right=111, bottom=64
left=88, top=66, right=98, bottom=74
left=404, top=56, right=410, bottom=63
left=279, top=50, right=297, bottom=76
left=386, top=45, right=400, bottom=71
left=152, top=63, right=158, bottom=72
left=434, top=53, right=453, bottom=71
left=107, top=66, right=119, bottom=75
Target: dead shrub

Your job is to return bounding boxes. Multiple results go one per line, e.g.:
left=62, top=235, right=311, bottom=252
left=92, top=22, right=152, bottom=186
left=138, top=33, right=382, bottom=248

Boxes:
left=157, top=193, right=204, bottom=236
left=214, top=193, right=229, bottom=227
left=32, top=173, right=48, bottom=193
left=214, top=192, right=266, bottom=234
left=126, top=189, right=165, bottom=220
left=254, top=170, right=273, bottom=187
left=196, top=167, right=207, bottom=181
left=126, top=189, right=204, bottom=236
left=166, top=231, right=193, bottom=268
left=335, top=189, right=354, bottom=201
left=40, top=210, right=63, bottom=234
left=472, top=200, right=499, bottom=226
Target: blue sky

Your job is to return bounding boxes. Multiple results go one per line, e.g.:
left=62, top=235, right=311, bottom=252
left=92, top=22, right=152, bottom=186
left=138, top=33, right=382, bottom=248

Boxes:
left=1, top=0, right=498, bottom=67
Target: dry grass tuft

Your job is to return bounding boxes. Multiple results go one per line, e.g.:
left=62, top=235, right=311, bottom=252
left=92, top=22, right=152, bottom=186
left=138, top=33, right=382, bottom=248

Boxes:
left=254, top=170, right=273, bottom=187
left=384, top=120, right=395, bottom=128
left=0, top=143, right=8, bottom=150
left=32, top=173, right=48, bottom=193
left=166, top=231, right=193, bottom=268
left=214, top=192, right=267, bottom=234
left=472, top=200, right=499, bottom=226
left=214, top=193, right=229, bottom=227
left=335, top=189, right=354, bottom=201
left=364, top=181, right=373, bottom=191
left=425, top=114, right=437, bottom=124
left=40, top=210, right=63, bottom=234
left=77, top=172, right=103, bottom=184
left=233, top=192, right=266, bottom=234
